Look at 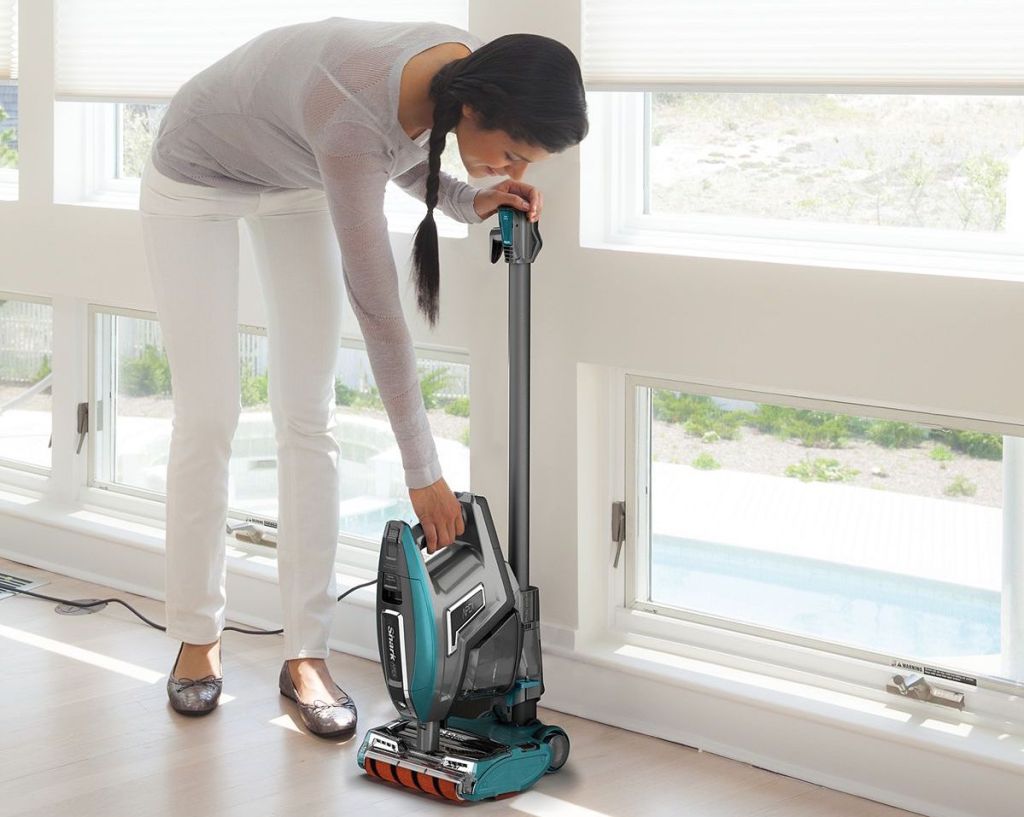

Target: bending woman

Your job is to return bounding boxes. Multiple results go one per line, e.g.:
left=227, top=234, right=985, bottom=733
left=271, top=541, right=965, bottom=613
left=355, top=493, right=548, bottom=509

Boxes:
left=139, top=17, right=588, bottom=738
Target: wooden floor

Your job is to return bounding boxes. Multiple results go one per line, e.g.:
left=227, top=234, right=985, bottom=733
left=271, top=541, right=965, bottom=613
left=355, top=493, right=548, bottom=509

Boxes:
left=0, top=557, right=919, bottom=817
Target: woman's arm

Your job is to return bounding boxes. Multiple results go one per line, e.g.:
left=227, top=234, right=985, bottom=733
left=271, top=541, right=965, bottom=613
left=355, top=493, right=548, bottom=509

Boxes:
left=391, top=160, right=484, bottom=224
left=313, top=125, right=442, bottom=490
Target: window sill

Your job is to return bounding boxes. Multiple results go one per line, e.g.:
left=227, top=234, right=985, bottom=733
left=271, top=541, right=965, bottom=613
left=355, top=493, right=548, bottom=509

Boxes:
left=0, top=486, right=379, bottom=610
left=542, top=629, right=1024, bottom=817
left=563, top=630, right=1024, bottom=773
left=583, top=223, right=1024, bottom=284
left=54, top=189, right=471, bottom=239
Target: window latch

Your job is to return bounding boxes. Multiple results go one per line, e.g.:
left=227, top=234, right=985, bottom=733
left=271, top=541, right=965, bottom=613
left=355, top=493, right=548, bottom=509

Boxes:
left=611, top=500, right=626, bottom=567
left=227, top=520, right=277, bottom=546
left=76, top=403, right=88, bottom=454
left=886, top=673, right=965, bottom=711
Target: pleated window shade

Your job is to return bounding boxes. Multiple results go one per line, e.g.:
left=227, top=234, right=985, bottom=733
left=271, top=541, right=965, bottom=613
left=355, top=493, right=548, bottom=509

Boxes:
left=582, top=1, right=1024, bottom=92
left=54, top=1, right=468, bottom=102
left=0, top=0, right=16, bottom=82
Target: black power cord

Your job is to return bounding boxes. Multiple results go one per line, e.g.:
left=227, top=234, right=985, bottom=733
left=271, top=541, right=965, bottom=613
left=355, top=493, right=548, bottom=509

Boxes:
left=3, top=579, right=379, bottom=635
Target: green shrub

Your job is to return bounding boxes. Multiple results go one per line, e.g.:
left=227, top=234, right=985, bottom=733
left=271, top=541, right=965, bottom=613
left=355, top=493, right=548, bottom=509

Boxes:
left=747, top=404, right=791, bottom=435
left=867, top=421, right=927, bottom=449
left=785, top=457, right=859, bottom=483
left=930, top=444, right=953, bottom=462
left=120, top=344, right=171, bottom=396
left=692, top=452, right=720, bottom=470
left=445, top=396, right=470, bottom=417
left=334, top=380, right=357, bottom=406
left=750, top=406, right=851, bottom=448
left=418, top=365, right=451, bottom=410
left=654, top=391, right=743, bottom=440
left=459, top=426, right=471, bottom=447
left=929, top=429, right=1002, bottom=460
left=944, top=475, right=977, bottom=497
left=240, top=364, right=268, bottom=407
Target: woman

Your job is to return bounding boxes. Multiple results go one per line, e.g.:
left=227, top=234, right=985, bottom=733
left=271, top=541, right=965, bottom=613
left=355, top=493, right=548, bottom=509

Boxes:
left=140, top=17, right=588, bottom=739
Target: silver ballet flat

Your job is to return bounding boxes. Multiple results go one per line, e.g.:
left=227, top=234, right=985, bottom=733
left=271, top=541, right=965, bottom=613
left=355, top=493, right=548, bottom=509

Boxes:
left=166, top=641, right=223, bottom=716
left=278, top=661, right=358, bottom=739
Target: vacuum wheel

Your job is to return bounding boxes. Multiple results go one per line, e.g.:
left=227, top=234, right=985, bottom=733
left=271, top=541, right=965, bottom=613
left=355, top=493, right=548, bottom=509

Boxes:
left=541, top=728, right=570, bottom=772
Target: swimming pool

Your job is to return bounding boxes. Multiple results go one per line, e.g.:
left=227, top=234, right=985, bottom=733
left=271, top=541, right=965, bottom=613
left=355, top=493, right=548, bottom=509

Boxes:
left=650, top=533, right=1000, bottom=662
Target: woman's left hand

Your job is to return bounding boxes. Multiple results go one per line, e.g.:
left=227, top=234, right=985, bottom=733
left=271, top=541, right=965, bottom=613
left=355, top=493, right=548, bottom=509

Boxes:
left=473, top=180, right=543, bottom=222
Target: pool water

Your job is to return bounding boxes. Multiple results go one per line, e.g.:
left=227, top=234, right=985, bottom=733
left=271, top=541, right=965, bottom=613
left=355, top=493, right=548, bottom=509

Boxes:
left=651, top=534, right=1000, bottom=661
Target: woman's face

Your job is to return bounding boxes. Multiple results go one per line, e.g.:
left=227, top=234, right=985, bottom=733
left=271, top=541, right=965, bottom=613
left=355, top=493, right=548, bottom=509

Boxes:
left=454, top=104, right=552, bottom=181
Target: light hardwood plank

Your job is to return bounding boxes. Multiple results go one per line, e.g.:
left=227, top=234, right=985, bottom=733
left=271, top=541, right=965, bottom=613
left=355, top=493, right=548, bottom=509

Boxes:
left=0, top=557, right=919, bottom=817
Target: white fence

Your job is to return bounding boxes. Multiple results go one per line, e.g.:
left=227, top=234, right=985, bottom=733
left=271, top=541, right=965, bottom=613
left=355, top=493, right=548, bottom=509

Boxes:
left=0, top=301, right=52, bottom=384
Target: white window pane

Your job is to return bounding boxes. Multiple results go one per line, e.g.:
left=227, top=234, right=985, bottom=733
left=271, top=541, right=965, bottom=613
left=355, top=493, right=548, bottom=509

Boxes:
left=116, top=103, right=165, bottom=179
left=645, top=387, right=1014, bottom=684
left=0, top=299, right=52, bottom=469
left=649, top=93, right=1024, bottom=234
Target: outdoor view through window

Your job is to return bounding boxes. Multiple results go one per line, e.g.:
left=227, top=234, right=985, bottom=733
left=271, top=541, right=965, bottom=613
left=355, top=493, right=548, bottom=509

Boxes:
left=648, top=93, right=1024, bottom=233
left=100, top=315, right=471, bottom=540
left=0, top=299, right=51, bottom=469
left=646, top=388, right=1015, bottom=685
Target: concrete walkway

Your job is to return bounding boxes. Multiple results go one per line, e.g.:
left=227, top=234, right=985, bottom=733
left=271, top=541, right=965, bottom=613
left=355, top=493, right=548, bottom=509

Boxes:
left=652, top=461, right=1002, bottom=592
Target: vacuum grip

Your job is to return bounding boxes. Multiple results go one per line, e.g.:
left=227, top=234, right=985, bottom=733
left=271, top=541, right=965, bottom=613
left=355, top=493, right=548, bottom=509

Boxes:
left=410, top=500, right=471, bottom=551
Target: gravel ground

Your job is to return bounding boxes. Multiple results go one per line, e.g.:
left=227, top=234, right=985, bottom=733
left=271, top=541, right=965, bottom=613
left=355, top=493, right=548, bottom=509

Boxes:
left=654, top=419, right=1002, bottom=508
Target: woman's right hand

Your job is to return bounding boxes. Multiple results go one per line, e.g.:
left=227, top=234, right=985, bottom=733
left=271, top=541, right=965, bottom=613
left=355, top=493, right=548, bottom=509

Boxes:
left=409, top=476, right=465, bottom=553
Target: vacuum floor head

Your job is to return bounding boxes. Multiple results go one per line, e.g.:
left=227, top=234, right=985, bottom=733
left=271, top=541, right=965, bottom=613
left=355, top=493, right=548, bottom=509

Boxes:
left=359, top=715, right=568, bottom=802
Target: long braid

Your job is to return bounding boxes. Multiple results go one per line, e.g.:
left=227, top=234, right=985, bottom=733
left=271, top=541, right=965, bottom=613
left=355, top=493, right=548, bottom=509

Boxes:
left=410, top=34, right=589, bottom=328
left=411, top=70, right=464, bottom=327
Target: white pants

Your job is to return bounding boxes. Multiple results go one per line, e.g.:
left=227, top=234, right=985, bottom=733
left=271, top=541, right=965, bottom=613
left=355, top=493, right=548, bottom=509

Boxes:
left=140, top=158, right=342, bottom=659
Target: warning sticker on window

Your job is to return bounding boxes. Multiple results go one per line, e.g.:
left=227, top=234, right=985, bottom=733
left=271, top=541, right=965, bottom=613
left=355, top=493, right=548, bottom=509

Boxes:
left=891, top=660, right=977, bottom=687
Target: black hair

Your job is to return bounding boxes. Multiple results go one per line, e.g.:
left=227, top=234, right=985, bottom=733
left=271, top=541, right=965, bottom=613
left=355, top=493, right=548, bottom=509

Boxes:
left=411, top=33, right=589, bottom=327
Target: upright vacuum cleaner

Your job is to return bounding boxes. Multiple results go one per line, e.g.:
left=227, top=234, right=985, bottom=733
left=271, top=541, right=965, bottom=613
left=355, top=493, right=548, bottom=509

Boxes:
left=357, top=206, right=569, bottom=802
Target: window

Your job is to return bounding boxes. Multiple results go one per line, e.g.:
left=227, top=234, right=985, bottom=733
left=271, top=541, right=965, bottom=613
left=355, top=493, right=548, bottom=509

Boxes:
left=0, top=0, right=16, bottom=200
left=115, top=103, right=166, bottom=180
left=0, top=297, right=53, bottom=472
left=646, top=93, right=1024, bottom=236
left=0, top=82, right=16, bottom=197
left=583, top=92, right=1024, bottom=276
left=580, top=2, right=1024, bottom=276
left=626, top=376, right=1023, bottom=694
left=91, top=309, right=471, bottom=546
left=57, top=100, right=473, bottom=237
left=53, top=1, right=476, bottom=232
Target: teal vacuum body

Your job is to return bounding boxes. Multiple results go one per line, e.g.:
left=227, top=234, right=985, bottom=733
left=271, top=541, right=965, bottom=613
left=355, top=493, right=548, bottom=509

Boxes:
left=357, top=207, right=569, bottom=802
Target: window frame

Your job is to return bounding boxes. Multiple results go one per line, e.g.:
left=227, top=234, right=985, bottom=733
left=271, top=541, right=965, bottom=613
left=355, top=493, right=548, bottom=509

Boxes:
left=621, top=371, right=1024, bottom=726
left=581, top=91, right=1024, bottom=281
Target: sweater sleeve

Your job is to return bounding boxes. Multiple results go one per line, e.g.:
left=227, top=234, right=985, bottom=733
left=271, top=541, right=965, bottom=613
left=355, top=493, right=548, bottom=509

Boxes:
left=392, top=160, right=486, bottom=224
left=313, top=124, right=443, bottom=490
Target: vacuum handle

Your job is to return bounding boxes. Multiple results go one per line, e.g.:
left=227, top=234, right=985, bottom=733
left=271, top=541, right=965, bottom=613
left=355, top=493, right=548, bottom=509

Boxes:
left=409, top=500, right=471, bottom=551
